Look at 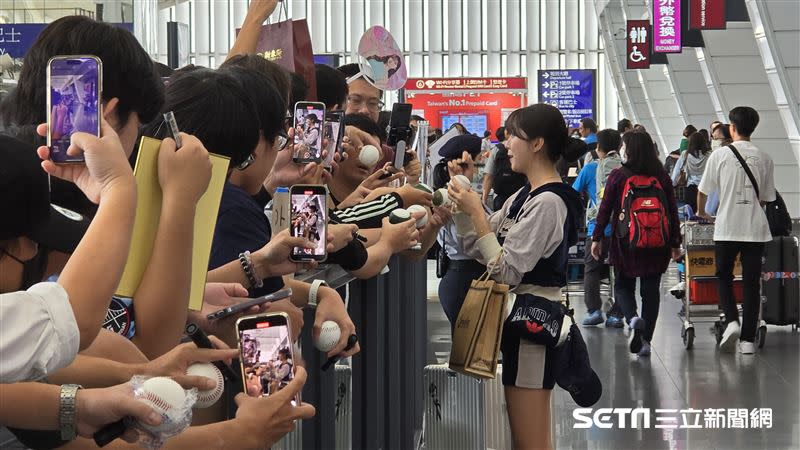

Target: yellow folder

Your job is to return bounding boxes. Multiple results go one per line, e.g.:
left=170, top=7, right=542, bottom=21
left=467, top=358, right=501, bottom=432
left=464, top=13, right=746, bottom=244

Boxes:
left=115, top=136, right=230, bottom=311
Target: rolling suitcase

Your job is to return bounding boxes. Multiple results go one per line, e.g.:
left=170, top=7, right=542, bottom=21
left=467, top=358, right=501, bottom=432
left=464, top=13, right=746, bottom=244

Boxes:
left=272, top=365, right=352, bottom=450
left=334, top=364, right=352, bottom=450
left=761, top=236, right=800, bottom=326
left=423, top=364, right=512, bottom=450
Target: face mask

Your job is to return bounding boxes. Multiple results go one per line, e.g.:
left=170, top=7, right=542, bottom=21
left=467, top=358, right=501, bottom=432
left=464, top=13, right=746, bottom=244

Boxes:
left=1, top=245, right=47, bottom=290
left=711, top=139, right=722, bottom=149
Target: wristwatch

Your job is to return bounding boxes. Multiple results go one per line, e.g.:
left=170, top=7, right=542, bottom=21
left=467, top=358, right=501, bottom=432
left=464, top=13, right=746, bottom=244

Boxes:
left=308, top=279, right=327, bottom=308
left=59, top=384, right=83, bottom=441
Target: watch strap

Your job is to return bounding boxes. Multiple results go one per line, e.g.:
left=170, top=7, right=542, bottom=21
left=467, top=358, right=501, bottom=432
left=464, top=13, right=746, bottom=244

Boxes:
left=308, top=279, right=327, bottom=308
left=59, top=384, right=82, bottom=441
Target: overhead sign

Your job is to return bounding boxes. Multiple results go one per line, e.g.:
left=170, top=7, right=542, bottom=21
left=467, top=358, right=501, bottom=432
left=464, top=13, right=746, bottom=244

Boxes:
left=0, top=23, right=134, bottom=59
left=627, top=20, right=651, bottom=69
left=653, top=0, right=682, bottom=53
left=405, top=77, right=527, bottom=91
left=689, top=0, right=726, bottom=30
left=537, top=70, right=596, bottom=128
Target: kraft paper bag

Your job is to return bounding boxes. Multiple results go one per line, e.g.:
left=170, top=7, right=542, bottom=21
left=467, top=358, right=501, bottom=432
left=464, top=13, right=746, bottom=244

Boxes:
left=449, top=273, right=509, bottom=379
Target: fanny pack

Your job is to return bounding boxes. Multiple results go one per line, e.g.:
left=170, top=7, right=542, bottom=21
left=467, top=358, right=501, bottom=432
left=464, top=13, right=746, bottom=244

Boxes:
left=504, top=293, right=570, bottom=348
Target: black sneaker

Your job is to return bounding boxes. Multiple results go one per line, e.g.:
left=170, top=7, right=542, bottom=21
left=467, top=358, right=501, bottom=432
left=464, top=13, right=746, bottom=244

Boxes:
left=629, top=317, right=645, bottom=354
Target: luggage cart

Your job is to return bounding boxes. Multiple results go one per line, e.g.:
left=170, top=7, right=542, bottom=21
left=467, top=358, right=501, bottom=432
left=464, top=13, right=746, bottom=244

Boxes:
left=678, top=222, right=767, bottom=349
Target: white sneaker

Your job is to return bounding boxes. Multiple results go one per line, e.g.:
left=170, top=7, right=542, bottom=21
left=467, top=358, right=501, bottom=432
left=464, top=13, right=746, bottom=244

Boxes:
left=739, top=341, right=756, bottom=355
left=719, top=321, right=740, bottom=352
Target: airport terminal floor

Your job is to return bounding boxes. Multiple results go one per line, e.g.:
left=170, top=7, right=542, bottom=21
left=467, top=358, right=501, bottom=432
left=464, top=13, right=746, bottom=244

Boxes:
left=425, top=263, right=800, bottom=450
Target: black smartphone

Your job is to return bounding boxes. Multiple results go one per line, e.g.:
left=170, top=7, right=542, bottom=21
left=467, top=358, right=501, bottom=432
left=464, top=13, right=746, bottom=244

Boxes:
left=236, top=312, right=299, bottom=404
left=323, top=111, right=344, bottom=169
left=292, top=101, right=326, bottom=164
left=386, top=103, right=413, bottom=169
left=289, top=185, right=328, bottom=262
left=206, top=288, right=293, bottom=321
left=47, top=55, right=102, bottom=163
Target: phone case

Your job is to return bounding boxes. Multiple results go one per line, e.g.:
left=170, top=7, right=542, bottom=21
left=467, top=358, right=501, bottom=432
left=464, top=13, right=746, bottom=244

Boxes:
left=236, top=312, right=298, bottom=400
left=46, top=55, right=103, bottom=164
left=289, top=185, right=328, bottom=262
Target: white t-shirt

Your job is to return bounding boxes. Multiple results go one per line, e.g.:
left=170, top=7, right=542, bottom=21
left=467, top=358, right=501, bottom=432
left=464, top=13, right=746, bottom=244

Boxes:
left=0, top=282, right=80, bottom=382
left=698, top=140, right=776, bottom=242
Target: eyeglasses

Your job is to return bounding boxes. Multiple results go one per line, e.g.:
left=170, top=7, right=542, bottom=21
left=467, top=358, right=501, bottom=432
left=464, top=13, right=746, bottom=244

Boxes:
left=235, top=154, right=255, bottom=171
left=346, top=95, right=385, bottom=112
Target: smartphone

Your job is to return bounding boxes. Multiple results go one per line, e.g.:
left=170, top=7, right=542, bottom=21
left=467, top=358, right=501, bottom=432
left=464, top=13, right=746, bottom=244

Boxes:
left=206, top=288, right=292, bottom=321
left=236, top=312, right=299, bottom=404
left=289, top=185, right=328, bottom=262
left=385, top=103, right=413, bottom=175
left=292, top=101, right=326, bottom=164
left=323, top=111, right=344, bottom=169
left=47, top=55, right=102, bottom=163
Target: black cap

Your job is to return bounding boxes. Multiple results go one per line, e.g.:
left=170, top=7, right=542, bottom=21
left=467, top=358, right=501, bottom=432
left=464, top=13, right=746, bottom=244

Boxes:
left=554, top=323, right=602, bottom=407
left=438, top=134, right=482, bottom=160
left=0, top=135, right=88, bottom=253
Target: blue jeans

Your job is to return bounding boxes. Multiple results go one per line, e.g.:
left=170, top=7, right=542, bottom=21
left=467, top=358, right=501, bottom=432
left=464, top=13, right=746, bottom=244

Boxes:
left=439, top=260, right=486, bottom=329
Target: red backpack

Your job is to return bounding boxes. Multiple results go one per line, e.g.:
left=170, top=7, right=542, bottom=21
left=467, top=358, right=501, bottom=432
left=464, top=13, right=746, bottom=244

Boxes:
left=616, top=169, right=671, bottom=249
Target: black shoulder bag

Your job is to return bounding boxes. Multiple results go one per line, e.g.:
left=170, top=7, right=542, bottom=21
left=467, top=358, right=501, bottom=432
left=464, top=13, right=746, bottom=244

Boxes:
left=727, top=144, right=791, bottom=237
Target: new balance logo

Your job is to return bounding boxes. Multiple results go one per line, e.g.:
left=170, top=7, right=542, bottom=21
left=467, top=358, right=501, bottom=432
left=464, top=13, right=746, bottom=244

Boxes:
left=641, top=199, right=653, bottom=206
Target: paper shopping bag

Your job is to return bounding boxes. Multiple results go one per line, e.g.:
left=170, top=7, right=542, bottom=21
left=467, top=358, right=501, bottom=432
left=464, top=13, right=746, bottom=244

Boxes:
left=449, top=273, right=509, bottom=379
left=242, top=19, right=317, bottom=101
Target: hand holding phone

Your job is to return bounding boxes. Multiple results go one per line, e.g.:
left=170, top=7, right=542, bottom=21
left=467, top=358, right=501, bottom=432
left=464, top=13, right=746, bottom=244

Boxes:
left=236, top=313, right=300, bottom=404
left=37, top=118, right=132, bottom=204
left=292, top=102, right=326, bottom=164
left=289, top=185, right=328, bottom=262
left=207, top=289, right=293, bottom=321
left=47, top=55, right=102, bottom=164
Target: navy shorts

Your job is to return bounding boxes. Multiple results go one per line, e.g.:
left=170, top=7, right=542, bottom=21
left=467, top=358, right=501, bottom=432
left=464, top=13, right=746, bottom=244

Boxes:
left=500, top=321, right=559, bottom=389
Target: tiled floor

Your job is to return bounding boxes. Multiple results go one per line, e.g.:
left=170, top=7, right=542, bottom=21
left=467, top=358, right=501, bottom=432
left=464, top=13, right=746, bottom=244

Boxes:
left=425, top=263, right=800, bottom=450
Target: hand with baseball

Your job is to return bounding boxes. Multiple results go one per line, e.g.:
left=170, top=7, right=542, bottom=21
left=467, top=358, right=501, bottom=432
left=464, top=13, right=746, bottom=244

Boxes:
left=313, top=288, right=360, bottom=358
left=139, top=338, right=237, bottom=391
left=232, top=367, right=316, bottom=448
left=75, top=382, right=164, bottom=442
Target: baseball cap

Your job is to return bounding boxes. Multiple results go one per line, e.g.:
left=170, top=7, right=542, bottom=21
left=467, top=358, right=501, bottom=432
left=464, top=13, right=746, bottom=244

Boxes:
left=553, top=323, right=603, bottom=407
left=438, top=134, right=482, bottom=160
left=0, top=135, right=88, bottom=253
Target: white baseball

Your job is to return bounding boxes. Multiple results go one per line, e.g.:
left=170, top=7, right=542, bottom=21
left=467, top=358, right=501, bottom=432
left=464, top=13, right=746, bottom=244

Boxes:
left=407, top=204, right=429, bottom=228
left=359, top=145, right=381, bottom=168
left=433, top=188, right=451, bottom=207
left=452, top=174, right=472, bottom=190
left=185, top=363, right=224, bottom=408
left=315, top=320, right=341, bottom=352
left=136, top=377, right=187, bottom=434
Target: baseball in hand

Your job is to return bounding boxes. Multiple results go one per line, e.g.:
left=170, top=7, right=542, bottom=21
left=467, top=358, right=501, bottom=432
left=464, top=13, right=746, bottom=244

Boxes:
left=186, top=363, right=224, bottom=408
left=359, top=145, right=381, bottom=168
left=135, top=377, right=188, bottom=435
left=452, top=174, right=472, bottom=190
left=407, top=204, right=429, bottom=228
left=315, top=320, right=342, bottom=352
left=433, top=189, right=451, bottom=207
left=389, top=208, right=412, bottom=224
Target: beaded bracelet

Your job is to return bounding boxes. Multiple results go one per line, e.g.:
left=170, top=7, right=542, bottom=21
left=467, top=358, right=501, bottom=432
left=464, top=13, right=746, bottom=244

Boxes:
left=239, top=251, right=263, bottom=289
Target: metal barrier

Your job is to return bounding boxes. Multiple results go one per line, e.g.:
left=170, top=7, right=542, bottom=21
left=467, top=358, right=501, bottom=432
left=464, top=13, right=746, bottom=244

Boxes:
left=289, top=255, right=428, bottom=450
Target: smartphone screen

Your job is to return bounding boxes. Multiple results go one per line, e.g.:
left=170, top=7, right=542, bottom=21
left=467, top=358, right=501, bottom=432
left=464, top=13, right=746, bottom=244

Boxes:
left=47, top=56, right=102, bottom=163
left=237, top=313, right=296, bottom=401
left=292, top=102, right=325, bottom=163
left=323, top=112, right=343, bottom=168
left=290, top=185, right=328, bottom=261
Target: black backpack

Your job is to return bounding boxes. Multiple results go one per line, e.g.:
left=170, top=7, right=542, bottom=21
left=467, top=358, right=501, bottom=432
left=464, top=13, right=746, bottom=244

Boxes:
left=728, top=145, right=792, bottom=237
left=492, top=143, right=527, bottom=198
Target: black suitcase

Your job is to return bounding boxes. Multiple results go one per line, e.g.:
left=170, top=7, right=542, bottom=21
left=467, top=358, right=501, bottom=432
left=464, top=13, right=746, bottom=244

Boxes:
left=761, top=236, right=800, bottom=326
